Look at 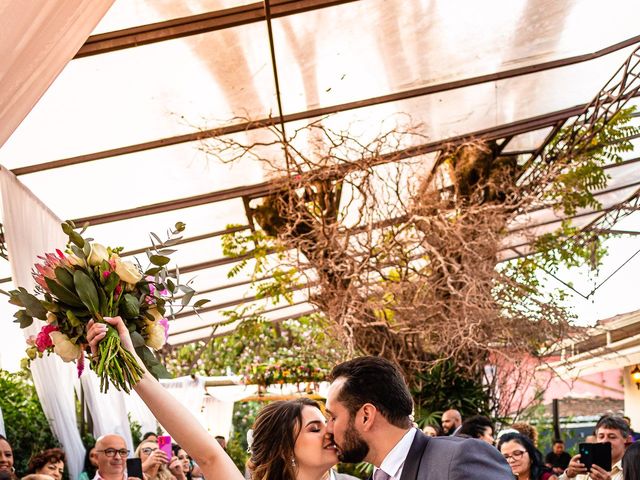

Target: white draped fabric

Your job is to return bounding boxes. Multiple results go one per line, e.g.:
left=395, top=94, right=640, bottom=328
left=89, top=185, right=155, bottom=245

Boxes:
left=160, top=376, right=207, bottom=429
left=125, top=391, right=159, bottom=437
left=79, top=370, right=134, bottom=453
left=0, top=166, right=85, bottom=479
left=0, top=405, right=5, bottom=437
left=202, top=386, right=253, bottom=439
left=0, top=0, right=114, bottom=148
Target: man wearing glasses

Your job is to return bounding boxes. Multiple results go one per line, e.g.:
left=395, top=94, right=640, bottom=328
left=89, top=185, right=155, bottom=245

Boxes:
left=94, top=435, right=131, bottom=480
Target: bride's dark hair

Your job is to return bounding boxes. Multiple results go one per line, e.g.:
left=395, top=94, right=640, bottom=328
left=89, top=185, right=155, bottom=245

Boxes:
left=248, top=398, right=321, bottom=480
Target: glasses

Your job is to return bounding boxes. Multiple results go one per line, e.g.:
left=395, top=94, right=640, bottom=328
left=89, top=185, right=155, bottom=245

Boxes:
left=141, top=447, right=158, bottom=455
left=97, top=449, right=129, bottom=458
left=503, top=450, right=527, bottom=462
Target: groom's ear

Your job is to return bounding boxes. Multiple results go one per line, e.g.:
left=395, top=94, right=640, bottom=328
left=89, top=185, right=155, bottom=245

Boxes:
left=360, top=403, right=377, bottom=431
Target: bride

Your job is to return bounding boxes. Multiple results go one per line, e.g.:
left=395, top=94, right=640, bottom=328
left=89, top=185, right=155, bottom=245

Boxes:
left=86, top=317, right=356, bottom=480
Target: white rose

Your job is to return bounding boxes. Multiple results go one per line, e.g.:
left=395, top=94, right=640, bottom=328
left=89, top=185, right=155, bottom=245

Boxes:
left=49, top=332, right=82, bottom=362
left=146, top=308, right=164, bottom=323
left=114, top=257, right=143, bottom=285
left=66, top=253, right=86, bottom=267
left=145, top=322, right=166, bottom=350
left=87, top=243, right=110, bottom=266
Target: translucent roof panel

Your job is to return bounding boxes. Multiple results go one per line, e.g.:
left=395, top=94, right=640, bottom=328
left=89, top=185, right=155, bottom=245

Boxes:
left=0, top=23, right=278, bottom=164
left=92, top=0, right=254, bottom=35
left=272, top=0, right=640, bottom=113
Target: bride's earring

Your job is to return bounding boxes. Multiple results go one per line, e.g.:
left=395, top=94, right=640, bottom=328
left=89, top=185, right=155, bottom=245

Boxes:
left=291, top=456, right=296, bottom=467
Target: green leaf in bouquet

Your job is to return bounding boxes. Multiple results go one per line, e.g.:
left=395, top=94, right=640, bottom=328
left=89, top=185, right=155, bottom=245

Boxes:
left=181, top=289, right=195, bottom=306
left=157, top=249, right=177, bottom=255
left=54, top=267, right=75, bottom=291
left=70, top=244, right=85, bottom=259
left=120, top=294, right=140, bottom=318
left=13, top=310, right=34, bottom=328
left=66, top=310, right=82, bottom=327
left=135, top=346, right=172, bottom=379
left=144, top=267, right=162, bottom=276
left=15, top=288, right=47, bottom=320
left=149, top=255, right=170, bottom=266
left=97, top=286, right=108, bottom=314
left=130, top=331, right=146, bottom=348
left=103, top=272, right=120, bottom=294
left=82, top=242, right=91, bottom=257
left=69, top=230, right=85, bottom=249
left=73, top=270, right=100, bottom=315
left=0, top=289, right=9, bottom=296
left=193, top=299, right=210, bottom=308
left=61, top=222, right=74, bottom=236
left=149, top=232, right=162, bottom=246
left=166, top=278, right=176, bottom=293
left=41, top=300, right=60, bottom=312
left=45, top=277, right=84, bottom=307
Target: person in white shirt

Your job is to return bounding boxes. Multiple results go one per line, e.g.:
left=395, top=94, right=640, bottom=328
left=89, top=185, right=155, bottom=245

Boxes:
left=559, top=415, right=631, bottom=480
left=324, top=356, right=512, bottom=480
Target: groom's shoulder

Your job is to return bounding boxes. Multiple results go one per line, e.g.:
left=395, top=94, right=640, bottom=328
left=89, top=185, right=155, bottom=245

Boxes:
left=421, top=435, right=495, bottom=457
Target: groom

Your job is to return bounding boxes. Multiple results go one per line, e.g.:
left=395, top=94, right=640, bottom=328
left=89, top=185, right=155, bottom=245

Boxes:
left=325, top=357, right=512, bottom=480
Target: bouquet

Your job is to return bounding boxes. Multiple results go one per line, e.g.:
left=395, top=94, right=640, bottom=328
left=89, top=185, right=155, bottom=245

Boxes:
left=3, top=221, right=208, bottom=393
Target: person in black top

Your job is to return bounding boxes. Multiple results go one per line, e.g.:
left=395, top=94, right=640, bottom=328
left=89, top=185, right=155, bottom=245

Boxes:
left=544, top=440, right=571, bottom=475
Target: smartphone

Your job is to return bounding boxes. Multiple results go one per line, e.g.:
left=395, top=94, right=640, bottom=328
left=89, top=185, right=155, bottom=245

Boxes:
left=126, top=458, right=143, bottom=479
left=158, top=435, right=173, bottom=459
left=579, top=442, right=612, bottom=472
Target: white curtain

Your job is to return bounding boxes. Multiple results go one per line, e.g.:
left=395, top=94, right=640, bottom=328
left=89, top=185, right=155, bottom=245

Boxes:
left=0, top=166, right=85, bottom=479
left=159, top=376, right=206, bottom=430
left=125, top=391, right=159, bottom=439
left=0, top=0, right=114, bottom=148
left=0, top=167, right=133, bottom=476
left=79, top=370, right=134, bottom=453
left=202, top=385, right=253, bottom=439
left=0, top=405, right=5, bottom=437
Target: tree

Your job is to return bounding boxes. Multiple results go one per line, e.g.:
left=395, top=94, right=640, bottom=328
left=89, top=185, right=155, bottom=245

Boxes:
left=0, top=370, right=58, bottom=475
left=192, top=96, right=637, bottom=419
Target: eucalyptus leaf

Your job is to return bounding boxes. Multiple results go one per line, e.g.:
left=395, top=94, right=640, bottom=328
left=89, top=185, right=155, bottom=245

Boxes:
left=130, top=331, right=146, bottom=348
left=69, top=230, right=85, bottom=248
left=150, top=255, right=170, bottom=266
left=193, top=299, right=210, bottom=308
left=15, top=290, right=47, bottom=320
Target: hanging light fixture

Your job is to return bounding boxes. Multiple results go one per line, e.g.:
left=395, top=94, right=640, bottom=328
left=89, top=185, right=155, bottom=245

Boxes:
left=631, top=365, right=640, bottom=390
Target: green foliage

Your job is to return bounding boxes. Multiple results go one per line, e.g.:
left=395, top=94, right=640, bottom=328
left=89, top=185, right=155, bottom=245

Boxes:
left=543, top=106, right=640, bottom=217
left=412, top=361, right=491, bottom=428
left=225, top=401, right=261, bottom=471
left=128, top=413, right=143, bottom=448
left=0, top=370, right=58, bottom=475
left=165, top=314, right=345, bottom=379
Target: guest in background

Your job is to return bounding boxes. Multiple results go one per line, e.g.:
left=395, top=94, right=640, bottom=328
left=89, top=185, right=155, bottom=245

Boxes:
left=457, top=415, right=495, bottom=445
left=213, top=437, right=226, bottom=452
left=94, top=434, right=129, bottom=480
left=422, top=424, right=442, bottom=437
left=498, top=432, right=556, bottom=480
left=0, top=436, right=16, bottom=480
left=25, top=449, right=64, bottom=480
left=79, top=446, right=98, bottom=480
left=135, top=440, right=172, bottom=480
left=169, top=445, right=191, bottom=480
left=622, top=441, right=640, bottom=480
left=544, top=440, right=571, bottom=475
left=441, top=409, right=462, bottom=435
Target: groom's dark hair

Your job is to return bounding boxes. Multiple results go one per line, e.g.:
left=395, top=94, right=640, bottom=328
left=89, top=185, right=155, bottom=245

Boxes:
left=330, top=356, right=413, bottom=428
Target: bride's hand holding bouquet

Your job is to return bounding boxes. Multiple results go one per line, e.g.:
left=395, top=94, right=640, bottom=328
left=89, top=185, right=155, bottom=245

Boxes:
left=4, top=221, right=208, bottom=393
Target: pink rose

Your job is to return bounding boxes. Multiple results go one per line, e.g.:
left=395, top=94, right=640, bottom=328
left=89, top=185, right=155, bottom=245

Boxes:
left=35, top=324, right=59, bottom=352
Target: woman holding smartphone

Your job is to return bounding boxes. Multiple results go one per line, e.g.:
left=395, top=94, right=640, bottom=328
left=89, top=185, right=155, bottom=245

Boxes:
left=87, top=317, right=350, bottom=480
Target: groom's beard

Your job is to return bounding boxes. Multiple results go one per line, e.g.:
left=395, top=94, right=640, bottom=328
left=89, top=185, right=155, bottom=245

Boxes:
left=336, top=418, right=369, bottom=463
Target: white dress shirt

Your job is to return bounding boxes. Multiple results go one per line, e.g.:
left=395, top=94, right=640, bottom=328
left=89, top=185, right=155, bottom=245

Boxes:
left=373, top=428, right=417, bottom=480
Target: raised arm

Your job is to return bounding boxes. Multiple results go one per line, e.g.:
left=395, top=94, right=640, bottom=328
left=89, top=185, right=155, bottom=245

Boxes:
left=87, top=316, right=244, bottom=480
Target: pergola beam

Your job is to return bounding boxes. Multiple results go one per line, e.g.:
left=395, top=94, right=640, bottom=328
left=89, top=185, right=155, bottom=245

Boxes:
left=75, top=0, right=360, bottom=58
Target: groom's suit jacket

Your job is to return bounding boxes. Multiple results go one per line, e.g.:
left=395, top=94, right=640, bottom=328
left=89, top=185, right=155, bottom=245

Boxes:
left=370, top=429, right=512, bottom=480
